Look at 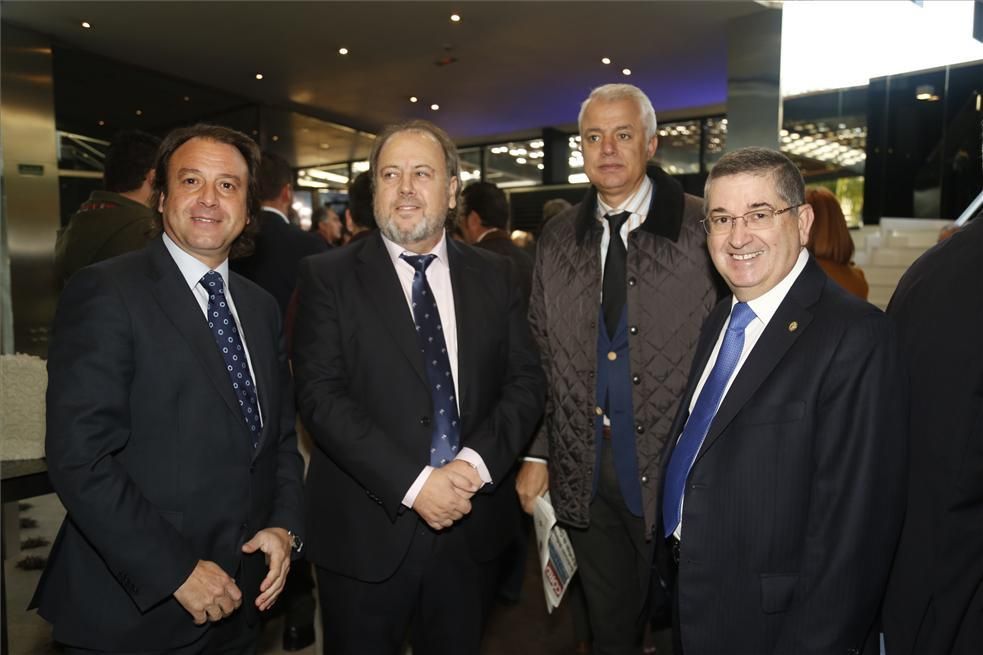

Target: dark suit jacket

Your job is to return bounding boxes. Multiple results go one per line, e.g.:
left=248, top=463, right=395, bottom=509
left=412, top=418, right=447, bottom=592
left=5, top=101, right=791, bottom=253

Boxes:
left=292, top=232, right=545, bottom=582
left=474, top=229, right=534, bottom=302
left=660, top=256, right=906, bottom=655
left=32, top=237, right=305, bottom=651
left=232, top=209, right=329, bottom=318
left=883, top=217, right=983, bottom=655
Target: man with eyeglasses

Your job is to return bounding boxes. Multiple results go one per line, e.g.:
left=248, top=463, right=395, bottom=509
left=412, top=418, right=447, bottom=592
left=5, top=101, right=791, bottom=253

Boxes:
left=659, top=146, right=906, bottom=654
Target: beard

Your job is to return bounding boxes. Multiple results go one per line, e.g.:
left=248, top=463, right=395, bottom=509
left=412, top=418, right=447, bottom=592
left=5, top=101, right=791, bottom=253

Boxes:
left=376, top=208, right=446, bottom=247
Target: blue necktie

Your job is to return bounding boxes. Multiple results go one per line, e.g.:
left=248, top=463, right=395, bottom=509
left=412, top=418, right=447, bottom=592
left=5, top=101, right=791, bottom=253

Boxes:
left=201, top=271, right=262, bottom=448
left=663, top=302, right=757, bottom=537
left=400, top=253, right=461, bottom=467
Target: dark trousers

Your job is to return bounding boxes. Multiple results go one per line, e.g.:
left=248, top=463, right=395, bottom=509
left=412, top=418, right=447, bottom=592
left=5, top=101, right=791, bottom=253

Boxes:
left=567, top=439, right=651, bottom=655
left=62, top=612, right=258, bottom=655
left=316, top=520, right=499, bottom=655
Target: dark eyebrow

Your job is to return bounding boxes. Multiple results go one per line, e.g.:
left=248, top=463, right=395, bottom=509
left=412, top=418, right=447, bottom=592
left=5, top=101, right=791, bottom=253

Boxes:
left=176, top=167, right=242, bottom=184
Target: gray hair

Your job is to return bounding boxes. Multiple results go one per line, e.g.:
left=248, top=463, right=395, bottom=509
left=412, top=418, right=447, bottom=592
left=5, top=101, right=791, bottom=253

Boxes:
left=578, top=84, right=658, bottom=141
left=704, top=147, right=805, bottom=215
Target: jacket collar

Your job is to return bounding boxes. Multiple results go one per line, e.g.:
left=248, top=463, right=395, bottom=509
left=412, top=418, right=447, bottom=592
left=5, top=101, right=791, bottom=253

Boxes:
left=575, top=165, right=686, bottom=245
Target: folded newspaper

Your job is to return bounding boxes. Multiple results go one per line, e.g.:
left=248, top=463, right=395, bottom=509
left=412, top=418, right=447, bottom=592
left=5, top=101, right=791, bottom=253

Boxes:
left=532, top=492, right=577, bottom=613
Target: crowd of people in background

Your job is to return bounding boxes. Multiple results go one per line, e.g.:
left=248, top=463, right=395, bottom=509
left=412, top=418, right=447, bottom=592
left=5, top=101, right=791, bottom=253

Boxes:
left=37, top=82, right=983, bottom=655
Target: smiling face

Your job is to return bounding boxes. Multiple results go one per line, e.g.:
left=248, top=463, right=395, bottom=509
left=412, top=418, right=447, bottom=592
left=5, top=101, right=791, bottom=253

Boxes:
left=158, top=137, right=249, bottom=268
left=706, top=172, right=813, bottom=301
left=373, top=130, right=458, bottom=253
left=580, top=97, right=658, bottom=208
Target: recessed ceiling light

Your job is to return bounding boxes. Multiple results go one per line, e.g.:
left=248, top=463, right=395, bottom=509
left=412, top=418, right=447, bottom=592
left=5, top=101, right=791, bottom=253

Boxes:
left=450, top=14, right=461, bottom=22
left=183, top=96, right=190, bottom=102
left=255, top=73, right=264, bottom=80
left=338, top=47, right=349, bottom=55
left=98, top=120, right=105, bottom=126
left=135, top=109, right=143, bottom=116
left=601, top=57, right=611, bottom=65
left=621, top=68, right=632, bottom=76
left=81, top=21, right=92, bottom=29
left=409, top=96, right=418, bottom=103
left=516, top=157, right=527, bottom=164
left=430, top=103, right=440, bottom=111
left=537, top=163, right=545, bottom=170
left=272, top=135, right=279, bottom=142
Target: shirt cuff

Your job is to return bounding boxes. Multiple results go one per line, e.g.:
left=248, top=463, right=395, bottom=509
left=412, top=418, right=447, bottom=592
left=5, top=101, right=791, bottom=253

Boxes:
left=456, top=447, right=492, bottom=485
left=402, top=466, right=434, bottom=508
left=522, top=456, right=547, bottom=464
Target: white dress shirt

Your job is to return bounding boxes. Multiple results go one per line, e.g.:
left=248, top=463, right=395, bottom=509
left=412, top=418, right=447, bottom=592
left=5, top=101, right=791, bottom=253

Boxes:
left=674, top=248, right=810, bottom=539
left=595, top=174, right=653, bottom=287
left=378, top=232, right=491, bottom=507
left=162, top=232, right=263, bottom=424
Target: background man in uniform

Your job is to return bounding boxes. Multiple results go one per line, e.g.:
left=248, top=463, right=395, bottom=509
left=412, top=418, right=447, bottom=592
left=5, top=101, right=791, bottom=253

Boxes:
left=293, top=119, right=544, bottom=654
left=55, top=129, right=160, bottom=284
left=32, top=124, right=305, bottom=654
left=520, top=83, right=720, bottom=654
left=660, top=146, right=905, bottom=654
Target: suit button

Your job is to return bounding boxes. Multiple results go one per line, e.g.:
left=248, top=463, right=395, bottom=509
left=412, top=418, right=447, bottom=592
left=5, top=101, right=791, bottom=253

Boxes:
left=594, top=406, right=603, bottom=416
left=632, top=374, right=641, bottom=385
left=628, top=277, right=637, bottom=287
left=635, top=423, right=644, bottom=434
left=420, top=416, right=431, bottom=426
left=629, top=325, right=638, bottom=335
left=607, top=351, right=617, bottom=361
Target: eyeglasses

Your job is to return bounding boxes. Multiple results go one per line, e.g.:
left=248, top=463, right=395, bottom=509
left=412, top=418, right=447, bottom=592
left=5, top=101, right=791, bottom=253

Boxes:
left=701, top=204, right=802, bottom=235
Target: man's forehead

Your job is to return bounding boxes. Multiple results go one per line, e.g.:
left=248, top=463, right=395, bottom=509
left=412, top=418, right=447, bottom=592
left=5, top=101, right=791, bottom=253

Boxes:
left=171, top=137, right=247, bottom=171
left=709, top=173, right=780, bottom=204
left=377, top=130, right=446, bottom=170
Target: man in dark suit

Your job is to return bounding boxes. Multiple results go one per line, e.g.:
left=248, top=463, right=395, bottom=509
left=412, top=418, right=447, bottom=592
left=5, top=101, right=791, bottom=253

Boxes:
left=229, top=150, right=322, bottom=652
left=32, top=124, right=305, bottom=654
left=659, top=147, right=905, bottom=654
left=883, top=215, right=983, bottom=655
left=232, top=151, right=328, bottom=317
left=292, top=120, right=544, bottom=655
left=459, top=181, right=533, bottom=301
left=344, top=171, right=376, bottom=244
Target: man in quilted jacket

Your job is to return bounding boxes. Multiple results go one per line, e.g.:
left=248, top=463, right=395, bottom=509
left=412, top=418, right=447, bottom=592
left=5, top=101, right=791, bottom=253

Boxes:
left=518, top=84, right=721, bottom=655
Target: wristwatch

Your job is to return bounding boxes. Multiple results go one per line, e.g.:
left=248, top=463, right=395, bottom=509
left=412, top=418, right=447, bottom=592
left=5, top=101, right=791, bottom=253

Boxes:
left=287, top=530, right=303, bottom=554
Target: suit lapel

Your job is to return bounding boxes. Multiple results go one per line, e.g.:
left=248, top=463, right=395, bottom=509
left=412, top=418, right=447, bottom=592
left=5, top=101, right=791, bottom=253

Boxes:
left=147, top=239, right=243, bottom=423
left=695, top=258, right=825, bottom=462
left=356, top=234, right=429, bottom=387
left=447, top=239, right=481, bottom=417
left=229, top=275, right=275, bottom=455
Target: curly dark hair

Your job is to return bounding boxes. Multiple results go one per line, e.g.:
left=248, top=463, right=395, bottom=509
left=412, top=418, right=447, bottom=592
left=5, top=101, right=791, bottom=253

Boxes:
left=150, top=123, right=261, bottom=259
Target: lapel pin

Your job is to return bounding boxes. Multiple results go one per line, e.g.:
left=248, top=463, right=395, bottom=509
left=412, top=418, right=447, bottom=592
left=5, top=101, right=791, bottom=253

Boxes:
left=788, top=321, right=798, bottom=332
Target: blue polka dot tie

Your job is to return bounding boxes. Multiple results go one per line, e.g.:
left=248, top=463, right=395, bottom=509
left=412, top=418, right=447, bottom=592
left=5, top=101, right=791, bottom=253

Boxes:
left=663, top=302, right=757, bottom=537
left=201, top=271, right=262, bottom=448
left=399, top=254, right=461, bottom=468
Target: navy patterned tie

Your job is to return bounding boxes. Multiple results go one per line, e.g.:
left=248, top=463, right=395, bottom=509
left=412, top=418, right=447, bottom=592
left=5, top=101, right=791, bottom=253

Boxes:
left=201, top=271, right=262, bottom=448
left=399, top=254, right=461, bottom=467
left=663, top=302, right=757, bottom=537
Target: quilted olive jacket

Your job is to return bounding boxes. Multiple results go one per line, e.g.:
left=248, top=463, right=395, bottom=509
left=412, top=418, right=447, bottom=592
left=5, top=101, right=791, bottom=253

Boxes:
left=528, top=167, right=723, bottom=538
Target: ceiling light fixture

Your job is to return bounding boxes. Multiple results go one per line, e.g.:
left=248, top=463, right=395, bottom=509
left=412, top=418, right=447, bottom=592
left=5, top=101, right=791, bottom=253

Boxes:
left=98, top=120, right=105, bottom=126
left=255, top=73, right=264, bottom=80
left=409, top=96, right=419, bottom=103
left=338, top=47, right=349, bottom=55
left=183, top=96, right=190, bottom=102
left=81, top=21, right=92, bottom=29
left=272, top=135, right=279, bottom=142
left=430, top=103, right=440, bottom=111
left=450, top=14, right=461, bottom=22
left=621, top=68, right=632, bottom=76
left=135, top=109, right=143, bottom=116
left=601, top=57, right=611, bottom=65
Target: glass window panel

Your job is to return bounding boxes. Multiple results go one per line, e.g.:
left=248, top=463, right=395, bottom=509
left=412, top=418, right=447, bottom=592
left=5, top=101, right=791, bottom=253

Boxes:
left=654, top=120, right=700, bottom=175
